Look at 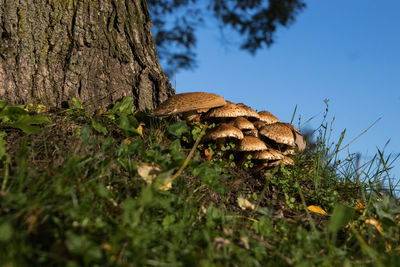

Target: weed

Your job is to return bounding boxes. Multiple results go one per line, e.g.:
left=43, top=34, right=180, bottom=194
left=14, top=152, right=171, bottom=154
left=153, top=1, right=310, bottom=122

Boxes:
left=0, top=98, right=399, bottom=266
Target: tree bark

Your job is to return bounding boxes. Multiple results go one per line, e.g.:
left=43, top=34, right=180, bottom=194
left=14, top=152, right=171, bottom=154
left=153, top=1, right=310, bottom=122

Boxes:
left=0, top=0, right=173, bottom=111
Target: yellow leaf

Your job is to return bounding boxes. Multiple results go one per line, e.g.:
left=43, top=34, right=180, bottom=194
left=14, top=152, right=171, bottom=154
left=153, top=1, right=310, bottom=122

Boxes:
left=36, top=104, right=49, bottom=113
left=24, top=103, right=34, bottom=112
left=137, top=122, right=144, bottom=138
left=355, top=203, right=366, bottom=214
left=307, top=205, right=328, bottom=215
left=365, top=218, right=383, bottom=233
left=98, top=106, right=107, bottom=115
left=238, top=196, right=255, bottom=210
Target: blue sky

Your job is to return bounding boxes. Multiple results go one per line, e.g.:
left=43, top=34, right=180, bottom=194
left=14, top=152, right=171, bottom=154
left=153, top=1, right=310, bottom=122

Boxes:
left=160, top=0, right=400, bottom=186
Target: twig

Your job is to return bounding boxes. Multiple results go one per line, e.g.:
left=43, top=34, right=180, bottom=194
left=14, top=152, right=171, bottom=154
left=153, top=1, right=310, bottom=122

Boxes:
left=163, top=126, right=206, bottom=186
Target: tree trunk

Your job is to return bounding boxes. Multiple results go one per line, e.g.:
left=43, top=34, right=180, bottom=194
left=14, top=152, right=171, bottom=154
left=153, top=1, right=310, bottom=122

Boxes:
left=0, top=0, right=173, bottom=111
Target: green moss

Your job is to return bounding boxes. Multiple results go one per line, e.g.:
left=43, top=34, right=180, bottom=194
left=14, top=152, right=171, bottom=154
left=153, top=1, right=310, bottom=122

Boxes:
left=17, top=7, right=26, bottom=38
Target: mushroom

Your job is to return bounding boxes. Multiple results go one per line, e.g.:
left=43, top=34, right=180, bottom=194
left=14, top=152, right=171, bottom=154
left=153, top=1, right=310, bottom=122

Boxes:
left=251, top=148, right=284, bottom=161
left=153, top=92, right=226, bottom=117
left=203, top=123, right=244, bottom=146
left=229, top=117, right=255, bottom=130
left=258, top=110, right=280, bottom=124
left=236, top=136, right=268, bottom=152
left=235, top=136, right=268, bottom=166
left=281, top=123, right=306, bottom=152
left=248, top=148, right=284, bottom=172
left=259, top=122, right=296, bottom=150
left=205, top=102, right=250, bottom=122
left=253, top=120, right=266, bottom=130
left=282, top=148, right=296, bottom=156
left=235, top=103, right=260, bottom=121
left=267, top=156, right=295, bottom=167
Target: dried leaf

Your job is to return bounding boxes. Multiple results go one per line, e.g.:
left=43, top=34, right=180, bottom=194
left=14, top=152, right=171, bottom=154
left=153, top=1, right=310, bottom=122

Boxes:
left=365, top=218, right=383, bottom=233
left=158, top=180, right=172, bottom=191
left=307, top=205, right=328, bottom=215
left=137, top=163, right=162, bottom=185
left=239, top=236, right=250, bottom=250
left=238, top=196, right=255, bottom=210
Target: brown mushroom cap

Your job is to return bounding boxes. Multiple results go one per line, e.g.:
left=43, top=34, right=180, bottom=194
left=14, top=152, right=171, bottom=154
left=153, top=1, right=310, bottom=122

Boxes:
left=236, top=136, right=268, bottom=151
left=204, top=123, right=244, bottom=141
left=236, top=103, right=260, bottom=120
left=253, top=120, right=266, bottom=130
left=229, top=117, right=255, bottom=130
left=251, top=148, right=284, bottom=160
left=282, top=148, right=296, bottom=156
left=259, top=122, right=295, bottom=147
left=267, top=156, right=294, bottom=167
left=153, top=92, right=226, bottom=116
left=258, top=111, right=280, bottom=124
left=282, top=123, right=306, bottom=151
left=206, top=102, right=250, bottom=119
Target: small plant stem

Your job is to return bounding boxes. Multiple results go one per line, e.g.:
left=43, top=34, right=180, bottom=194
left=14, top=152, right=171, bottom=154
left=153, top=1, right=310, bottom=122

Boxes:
left=324, top=117, right=381, bottom=162
left=1, top=158, right=10, bottom=191
left=296, top=181, right=317, bottom=233
left=290, top=104, right=297, bottom=125
left=377, top=148, right=394, bottom=196
left=163, top=126, right=206, bottom=186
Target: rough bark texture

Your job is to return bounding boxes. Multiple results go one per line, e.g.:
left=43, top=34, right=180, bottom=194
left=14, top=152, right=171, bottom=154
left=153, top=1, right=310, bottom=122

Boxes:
left=0, top=0, right=173, bottom=111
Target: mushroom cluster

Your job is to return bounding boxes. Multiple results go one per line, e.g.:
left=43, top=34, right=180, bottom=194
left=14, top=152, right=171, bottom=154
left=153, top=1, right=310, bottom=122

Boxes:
left=153, top=92, right=305, bottom=172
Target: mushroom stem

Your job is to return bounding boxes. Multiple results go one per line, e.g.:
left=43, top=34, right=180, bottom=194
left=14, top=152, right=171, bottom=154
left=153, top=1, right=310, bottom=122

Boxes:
left=216, top=137, right=226, bottom=148
left=251, top=163, right=267, bottom=173
left=237, top=152, right=251, bottom=167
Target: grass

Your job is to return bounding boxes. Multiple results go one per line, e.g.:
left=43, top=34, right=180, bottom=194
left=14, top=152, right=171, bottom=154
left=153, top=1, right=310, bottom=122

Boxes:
left=0, top=98, right=399, bottom=266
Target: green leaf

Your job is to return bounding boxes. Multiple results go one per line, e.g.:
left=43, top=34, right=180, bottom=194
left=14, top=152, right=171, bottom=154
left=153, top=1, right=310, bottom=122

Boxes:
left=328, top=204, right=355, bottom=235
left=80, top=124, right=91, bottom=143
left=110, top=96, right=134, bottom=115
left=71, top=97, right=84, bottom=109
left=192, top=162, right=228, bottom=194
left=0, top=222, right=13, bottom=242
left=0, top=132, right=7, bottom=159
left=91, top=118, right=108, bottom=135
left=7, top=115, right=50, bottom=134
left=169, top=139, right=185, bottom=163
left=168, top=121, right=190, bottom=138
left=97, top=183, right=109, bottom=198
left=0, top=101, right=7, bottom=112
left=117, top=114, right=140, bottom=136
left=102, top=137, right=113, bottom=152
left=0, top=106, right=28, bottom=122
